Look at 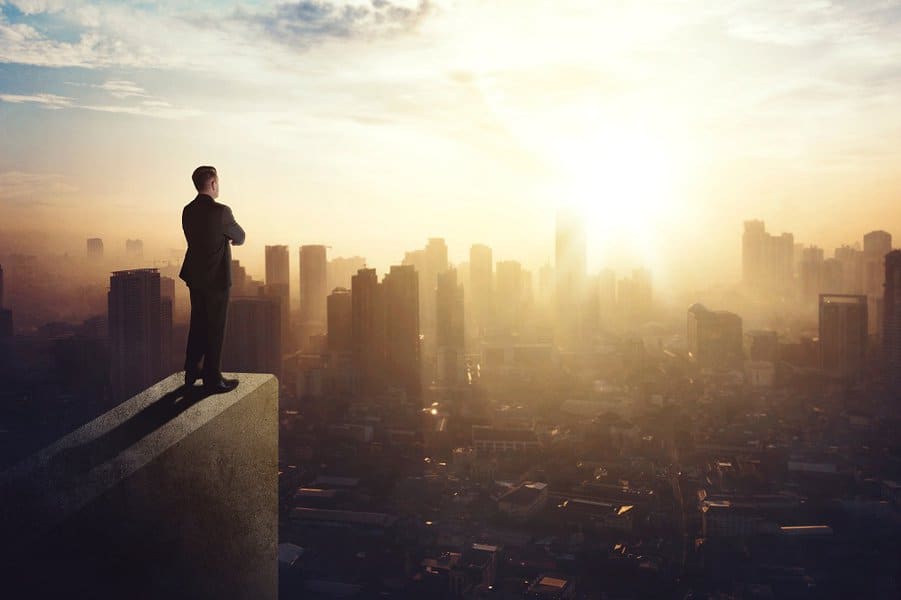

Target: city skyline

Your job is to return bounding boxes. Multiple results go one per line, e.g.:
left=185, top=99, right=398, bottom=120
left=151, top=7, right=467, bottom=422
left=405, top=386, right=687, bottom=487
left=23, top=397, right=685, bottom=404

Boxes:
left=3, top=1, right=901, bottom=287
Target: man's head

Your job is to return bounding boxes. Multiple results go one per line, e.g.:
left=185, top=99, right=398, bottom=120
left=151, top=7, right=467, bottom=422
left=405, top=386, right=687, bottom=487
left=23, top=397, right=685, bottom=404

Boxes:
left=192, top=165, right=219, bottom=199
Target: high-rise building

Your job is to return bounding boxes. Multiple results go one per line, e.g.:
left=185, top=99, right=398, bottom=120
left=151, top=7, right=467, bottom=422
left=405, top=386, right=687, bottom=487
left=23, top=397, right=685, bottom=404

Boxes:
left=383, top=264, right=420, bottom=400
left=883, top=251, right=901, bottom=394
left=555, top=210, right=586, bottom=349
left=799, top=246, right=824, bottom=302
left=835, top=244, right=862, bottom=294
left=125, top=239, right=143, bottom=261
left=469, top=244, right=494, bottom=338
left=742, top=221, right=794, bottom=294
left=819, top=294, right=868, bottom=380
left=687, top=304, right=743, bottom=369
left=495, top=260, right=524, bottom=335
left=299, top=245, right=328, bottom=342
left=108, top=268, right=165, bottom=401
left=436, top=269, right=464, bottom=385
left=0, top=263, right=8, bottom=337
left=87, top=238, right=104, bottom=261
left=222, top=296, right=281, bottom=378
left=352, top=268, right=386, bottom=393
left=744, top=330, right=779, bottom=363
left=863, top=230, right=892, bottom=334
left=327, top=287, right=353, bottom=354
left=160, top=276, right=175, bottom=374
left=265, top=245, right=291, bottom=350
left=327, top=256, right=366, bottom=293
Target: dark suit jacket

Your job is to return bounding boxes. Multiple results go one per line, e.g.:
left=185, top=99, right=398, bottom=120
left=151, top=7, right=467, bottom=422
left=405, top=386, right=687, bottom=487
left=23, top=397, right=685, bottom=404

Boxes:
left=178, top=194, right=245, bottom=290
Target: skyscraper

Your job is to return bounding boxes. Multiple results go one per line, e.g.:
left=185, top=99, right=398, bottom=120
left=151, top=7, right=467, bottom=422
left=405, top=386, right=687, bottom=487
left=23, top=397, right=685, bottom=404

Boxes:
left=469, top=244, right=494, bottom=339
left=883, top=251, right=901, bottom=394
left=160, top=276, right=175, bottom=374
left=125, top=239, right=144, bottom=261
left=108, top=268, right=165, bottom=401
left=383, top=264, right=420, bottom=400
left=299, top=245, right=328, bottom=343
left=265, top=245, right=291, bottom=350
left=87, top=238, right=104, bottom=261
left=819, top=294, right=868, bottom=380
left=799, top=246, right=824, bottom=302
left=222, top=296, right=281, bottom=378
left=687, top=304, right=743, bottom=369
left=327, top=256, right=366, bottom=293
left=0, top=264, right=9, bottom=337
left=327, top=287, right=353, bottom=354
left=352, top=268, right=386, bottom=393
left=495, top=260, right=524, bottom=335
left=742, top=221, right=794, bottom=294
left=863, top=230, right=892, bottom=334
left=436, top=269, right=464, bottom=385
left=555, top=210, right=586, bottom=349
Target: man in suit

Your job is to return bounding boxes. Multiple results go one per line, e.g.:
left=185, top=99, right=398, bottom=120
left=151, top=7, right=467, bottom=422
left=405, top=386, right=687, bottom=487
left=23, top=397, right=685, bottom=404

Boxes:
left=179, top=165, right=245, bottom=393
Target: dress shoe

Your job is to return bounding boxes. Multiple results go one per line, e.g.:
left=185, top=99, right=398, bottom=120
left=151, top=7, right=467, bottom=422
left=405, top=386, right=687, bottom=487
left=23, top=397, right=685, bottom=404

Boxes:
left=185, top=370, right=200, bottom=386
left=203, top=377, right=239, bottom=394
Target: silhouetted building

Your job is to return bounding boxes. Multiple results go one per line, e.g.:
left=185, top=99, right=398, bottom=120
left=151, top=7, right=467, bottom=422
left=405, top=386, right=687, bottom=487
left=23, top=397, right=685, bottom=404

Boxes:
left=160, top=276, right=175, bottom=374
left=742, top=220, right=794, bottom=294
left=0, top=263, right=8, bottom=336
left=436, top=269, right=464, bottom=385
left=299, top=245, right=328, bottom=342
left=469, top=244, right=494, bottom=339
left=744, top=330, right=779, bottom=363
left=687, top=304, right=743, bottom=369
left=0, top=309, right=11, bottom=337
left=265, top=245, right=291, bottom=350
left=108, top=268, right=165, bottom=401
left=800, top=245, right=824, bottom=302
left=822, top=257, right=843, bottom=294
left=819, top=294, right=867, bottom=380
left=384, top=264, right=420, bottom=400
left=883, top=251, right=901, bottom=394
left=617, top=269, right=653, bottom=324
left=555, top=210, right=585, bottom=349
left=863, top=230, right=892, bottom=334
left=327, top=256, right=366, bottom=294
left=125, top=239, right=143, bottom=261
left=327, top=287, right=353, bottom=354
left=495, top=260, right=525, bottom=335
left=352, top=268, right=386, bottom=393
left=223, top=296, right=281, bottom=378
left=87, top=238, right=104, bottom=261
left=835, top=244, right=862, bottom=293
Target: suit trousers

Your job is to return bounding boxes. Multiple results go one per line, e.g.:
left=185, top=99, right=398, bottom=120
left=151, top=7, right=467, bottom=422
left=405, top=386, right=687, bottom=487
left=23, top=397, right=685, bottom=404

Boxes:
left=184, top=286, right=230, bottom=381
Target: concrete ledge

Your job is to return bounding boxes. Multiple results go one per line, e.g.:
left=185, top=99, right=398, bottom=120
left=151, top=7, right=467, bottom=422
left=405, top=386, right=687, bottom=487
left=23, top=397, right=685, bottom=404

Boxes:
left=0, top=372, right=278, bottom=599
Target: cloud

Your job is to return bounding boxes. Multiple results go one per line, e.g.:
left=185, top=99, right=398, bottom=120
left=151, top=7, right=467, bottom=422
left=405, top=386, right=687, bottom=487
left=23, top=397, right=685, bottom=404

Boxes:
left=225, top=0, right=434, bottom=47
left=0, top=88, right=196, bottom=119
left=0, top=171, right=77, bottom=206
left=0, top=92, right=72, bottom=108
left=95, top=79, right=148, bottom=99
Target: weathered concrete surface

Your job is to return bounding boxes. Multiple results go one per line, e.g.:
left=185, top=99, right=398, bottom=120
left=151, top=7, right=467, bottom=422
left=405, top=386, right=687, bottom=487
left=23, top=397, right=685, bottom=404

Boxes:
left=0, top=372, right=278, bottom=599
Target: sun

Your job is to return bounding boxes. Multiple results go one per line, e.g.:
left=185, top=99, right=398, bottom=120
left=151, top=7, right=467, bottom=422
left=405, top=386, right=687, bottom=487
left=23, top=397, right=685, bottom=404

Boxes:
left=557, top=124, right=675, bottom=230
left=548, top=122, right=680, bottom=273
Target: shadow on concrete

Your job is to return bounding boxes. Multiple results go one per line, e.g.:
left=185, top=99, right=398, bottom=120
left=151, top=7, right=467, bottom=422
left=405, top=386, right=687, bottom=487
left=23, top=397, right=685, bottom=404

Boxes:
left=46, top=384, right=214, bottom=478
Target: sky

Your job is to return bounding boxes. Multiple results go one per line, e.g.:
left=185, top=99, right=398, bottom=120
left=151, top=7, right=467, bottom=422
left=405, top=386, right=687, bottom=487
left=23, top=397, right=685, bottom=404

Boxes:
left=2, top=0, right=901, bottom=290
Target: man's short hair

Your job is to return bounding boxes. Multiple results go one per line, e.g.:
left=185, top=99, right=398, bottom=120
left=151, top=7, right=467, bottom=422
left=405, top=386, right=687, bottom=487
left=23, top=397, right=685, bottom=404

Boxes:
left=192, top=165, right=217, bottom=191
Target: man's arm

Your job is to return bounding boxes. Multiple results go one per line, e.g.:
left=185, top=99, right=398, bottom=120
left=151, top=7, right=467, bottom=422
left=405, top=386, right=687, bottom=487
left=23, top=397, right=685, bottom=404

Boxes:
left=222, top=205, right=246, bottom=246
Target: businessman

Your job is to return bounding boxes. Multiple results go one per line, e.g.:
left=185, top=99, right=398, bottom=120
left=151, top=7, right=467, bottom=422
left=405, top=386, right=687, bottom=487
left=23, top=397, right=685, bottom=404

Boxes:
left=179, top=165, right=245, bottom=393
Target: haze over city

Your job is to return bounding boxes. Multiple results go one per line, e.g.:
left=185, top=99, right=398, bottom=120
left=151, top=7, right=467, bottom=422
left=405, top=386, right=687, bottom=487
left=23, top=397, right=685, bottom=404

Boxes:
left=3, top=2, right=901, bottom=599
left=3, top=0, right=901, bottom=288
